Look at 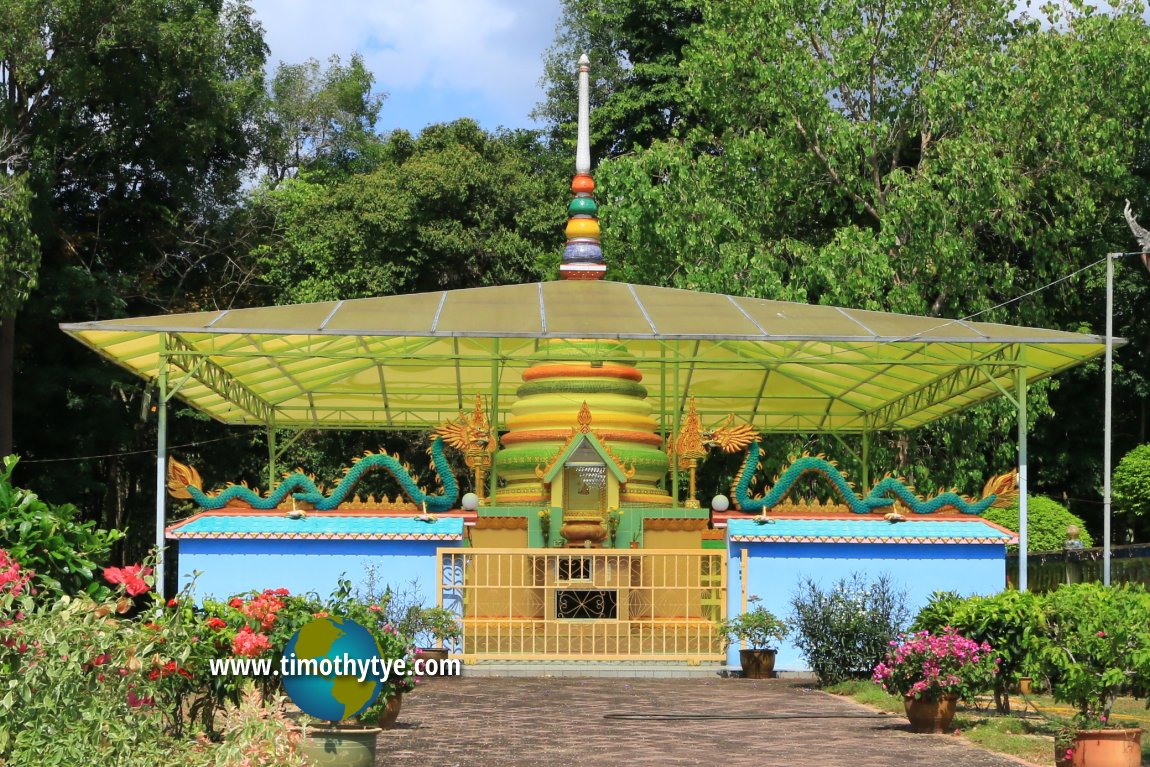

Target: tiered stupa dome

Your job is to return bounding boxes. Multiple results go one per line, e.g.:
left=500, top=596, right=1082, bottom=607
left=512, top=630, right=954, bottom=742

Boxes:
left=494, top=55, right=671, bottom=509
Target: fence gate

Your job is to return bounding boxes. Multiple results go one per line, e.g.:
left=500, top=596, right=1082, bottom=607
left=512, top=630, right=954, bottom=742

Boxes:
left=437, top=548, right=726, bottom=662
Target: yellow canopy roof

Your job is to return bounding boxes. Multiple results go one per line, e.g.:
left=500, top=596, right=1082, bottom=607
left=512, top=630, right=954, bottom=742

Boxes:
left=59, top=280, right=1113, bottom=433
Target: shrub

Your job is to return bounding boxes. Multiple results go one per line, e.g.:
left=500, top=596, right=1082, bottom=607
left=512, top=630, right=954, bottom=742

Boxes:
left=789, top=573, right=909, bottom=686
left=981, top=495, right=1093, bottom=553
left=0, top=456, right=123, bottom=597
left=1113, top=443, right=1150, bottom=520
left=872, top=628, right=999, bottom=701
left=1036, top=582, right=1150, bottom=728
left=912, top=589, right=1045, bottom=713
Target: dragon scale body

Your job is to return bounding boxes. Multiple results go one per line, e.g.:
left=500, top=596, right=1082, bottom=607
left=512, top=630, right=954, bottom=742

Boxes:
left=732, top=442, right=1001, bottom=515
left=186, top=438, right=459, bottom=512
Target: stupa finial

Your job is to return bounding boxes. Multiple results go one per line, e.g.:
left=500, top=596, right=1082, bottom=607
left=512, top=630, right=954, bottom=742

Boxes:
left=560, top=53, right=605, bottom=280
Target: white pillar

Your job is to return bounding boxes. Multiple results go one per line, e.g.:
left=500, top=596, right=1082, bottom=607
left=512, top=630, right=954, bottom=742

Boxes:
left=155, top=345, right=168, bottom=599
left=1017, top=364, right=1028, bottom=592
left=1104, top=253, right=1115, bottom=585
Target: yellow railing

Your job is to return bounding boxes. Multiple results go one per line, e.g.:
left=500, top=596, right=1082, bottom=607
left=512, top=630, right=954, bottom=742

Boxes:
left=437, top=548, right=726, bottom=662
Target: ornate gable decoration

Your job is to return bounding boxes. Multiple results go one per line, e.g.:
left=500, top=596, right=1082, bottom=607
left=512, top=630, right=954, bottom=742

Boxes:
left=535, top=402, right=635, bottom=484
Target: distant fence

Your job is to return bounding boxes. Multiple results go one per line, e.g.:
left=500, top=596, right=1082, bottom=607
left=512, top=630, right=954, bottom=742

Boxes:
left=1006, top=543, right=1150, bottom=592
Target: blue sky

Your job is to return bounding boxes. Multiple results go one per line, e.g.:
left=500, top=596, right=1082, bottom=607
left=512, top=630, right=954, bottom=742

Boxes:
left=248, top=0, right=564, bottom=135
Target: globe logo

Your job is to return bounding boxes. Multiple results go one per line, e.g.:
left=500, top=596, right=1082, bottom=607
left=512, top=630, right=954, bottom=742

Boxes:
left=281, top=616, right=384, bottom=721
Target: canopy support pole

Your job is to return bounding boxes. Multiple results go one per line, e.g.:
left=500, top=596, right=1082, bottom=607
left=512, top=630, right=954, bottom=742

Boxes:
left=267, top=420, right=276, bottom=490
left=1104, top=253, right=1115, bottom=585
left=489, top=339, right=501, bottom=503
left=1017, top=363, right=1028, bottom=592
left=671, top=348, right=680, bottom=508
left=155, top=335, right=169, bottom=599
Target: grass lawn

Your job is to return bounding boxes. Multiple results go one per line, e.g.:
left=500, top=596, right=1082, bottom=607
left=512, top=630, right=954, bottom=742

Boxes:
left=825, top=680, right=1150, bottom=766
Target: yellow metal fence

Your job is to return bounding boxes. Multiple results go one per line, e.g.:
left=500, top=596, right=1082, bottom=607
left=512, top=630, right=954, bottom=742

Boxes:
left=437, top=548, right=726, bottom=662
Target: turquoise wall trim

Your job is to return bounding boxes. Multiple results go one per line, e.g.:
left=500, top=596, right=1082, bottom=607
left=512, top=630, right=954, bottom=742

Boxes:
left=176, top=539, right=461, bottom=608
left=725, top=541, right=1006, bottom=672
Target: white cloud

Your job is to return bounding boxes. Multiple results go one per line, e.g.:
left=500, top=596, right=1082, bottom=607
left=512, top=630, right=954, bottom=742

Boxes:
left=248, top=0, right=563, bottom=131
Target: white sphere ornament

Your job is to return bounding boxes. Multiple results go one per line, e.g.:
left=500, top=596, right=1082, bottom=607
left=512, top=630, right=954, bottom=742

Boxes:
left=711, top=495, right=730, bottom=512
left=461, top=492, right=480, bottom=511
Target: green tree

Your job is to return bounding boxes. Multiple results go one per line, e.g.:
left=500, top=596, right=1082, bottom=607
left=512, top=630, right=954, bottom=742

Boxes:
left=257, top=54, right=387, bottom=185
left=254, top=120, right=566, bottom=302
left=1, top=0, right=267, bottom=554
left=1112, top=443, right=1150, bottom=538
left=588, top=0, right=1150, bottom=499
left=535, top=0, right=703, bottom=159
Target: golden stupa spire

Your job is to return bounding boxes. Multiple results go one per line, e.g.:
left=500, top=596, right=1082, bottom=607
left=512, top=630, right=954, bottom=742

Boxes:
left=560, top=53, right=605, bottom=280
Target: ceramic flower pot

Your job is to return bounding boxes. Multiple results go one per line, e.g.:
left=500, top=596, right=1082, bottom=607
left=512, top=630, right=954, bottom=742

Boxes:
left=298, top=724, right=381, bottom=767
left=1056, top=728, right=1142, bottom=767
left=739, top=648, right=776, bottom=679
left=903, top=694, right=958, bottom=733
left=418, top=647, right=452, bottom=679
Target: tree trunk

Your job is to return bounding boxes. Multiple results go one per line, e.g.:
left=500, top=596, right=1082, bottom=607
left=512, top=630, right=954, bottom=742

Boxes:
left=0, top=315, right=13, bottom=458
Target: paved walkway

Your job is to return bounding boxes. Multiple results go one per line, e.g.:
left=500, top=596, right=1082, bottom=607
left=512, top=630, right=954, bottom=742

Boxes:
left=376, top=677, right=1031, bottom=766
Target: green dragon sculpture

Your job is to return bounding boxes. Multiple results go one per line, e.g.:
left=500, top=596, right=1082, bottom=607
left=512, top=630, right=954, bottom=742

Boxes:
left=732, top=441, right=1016, bottom=515
left=168, top=437, right=459, bottom=512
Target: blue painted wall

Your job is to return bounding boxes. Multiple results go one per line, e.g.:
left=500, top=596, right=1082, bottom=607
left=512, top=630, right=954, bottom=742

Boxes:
left=176, top=539, right=459, bottom=609
left=726, top=541, right=1006, bottom=672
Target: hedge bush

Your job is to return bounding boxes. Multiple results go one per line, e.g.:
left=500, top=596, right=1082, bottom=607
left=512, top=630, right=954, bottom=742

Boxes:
left=981, top=495, right=1092, bottom=553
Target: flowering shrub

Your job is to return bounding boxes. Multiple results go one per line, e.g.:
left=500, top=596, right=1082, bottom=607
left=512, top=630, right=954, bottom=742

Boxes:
left=104, top=563, right=153, bottom=597
left=873, top=628, right=999, bottom=701
left=1037, top=582, right=1150, bottom=731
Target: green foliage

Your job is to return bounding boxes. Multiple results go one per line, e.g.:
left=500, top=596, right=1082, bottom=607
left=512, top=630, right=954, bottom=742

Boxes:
left=536, top=0, right=703, bottom=158
left=1112, top=443, right=1150, bottom=519
left=0, top=171, right=39, bottom=318
left=253, top=119, right=565, bottom=303
left=719, top=597, right=789, bottom=650
left=982, top=495, right=1093, bottom=553
left=0, top=456, right=123, bottom=596
left=258, top=54, right=386, bottom=184
left=912, top=589, right=1046, bottom=712
left=789, top=573, right=910, bottom=685
left=1036, top=582, right=1150, bottom=726
left=872, top=628, right=999, bottom=701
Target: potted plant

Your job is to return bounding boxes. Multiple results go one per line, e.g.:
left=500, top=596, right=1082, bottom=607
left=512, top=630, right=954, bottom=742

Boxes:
left=606, top=509, right=623, bottom=547
left=719, top=597, right=789, bottom=679
left=872, top=628, right=999, bottom=733
left=413, top=606, right=461, bottom=677
left=1037, top=583, right=1148, bottom=767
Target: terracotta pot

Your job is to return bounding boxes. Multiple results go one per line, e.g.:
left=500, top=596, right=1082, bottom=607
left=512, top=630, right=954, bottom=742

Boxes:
left=1057, top=728, right=1143, bottom=767
left=1018, top=677, right=1033, bottom=696
left=297, top=724, right=380, bottom=767
left=903, top=694, right=958, bottom=733
left=417, top=647, right=452, bottom=678
left=376, top=692, right=403, bottom=729
left=630, top=541, right=640, bottom=549
left=739, top=648, right=776, bottom=679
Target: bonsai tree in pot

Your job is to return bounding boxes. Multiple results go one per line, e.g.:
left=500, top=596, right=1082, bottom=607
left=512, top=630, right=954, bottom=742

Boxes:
left=413, top=606, right=462, bottom=677
left=1037, top=583, right=1150, bottom=767
left=720, top=597, right=789, bottom=679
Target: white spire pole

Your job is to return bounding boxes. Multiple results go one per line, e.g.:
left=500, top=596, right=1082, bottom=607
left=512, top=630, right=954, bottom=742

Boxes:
left=576, top=54, right=591, bottom=175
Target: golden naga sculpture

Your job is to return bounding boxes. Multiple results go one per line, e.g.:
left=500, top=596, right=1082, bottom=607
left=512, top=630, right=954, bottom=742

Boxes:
left=671, top=398, right=759, bottom=507
left=435, top=393, right=496, bottom=503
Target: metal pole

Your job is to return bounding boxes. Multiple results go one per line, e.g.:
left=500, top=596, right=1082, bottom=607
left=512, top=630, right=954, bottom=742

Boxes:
left=489, top=338, right=500, bottom=504
left=155, top=338, right=168, bottom=599
left=267, top=422, right=276, bottom=490
left=1104, top=253, right=1114, bottom=585
left=671, top=348, right=680, bottom=507
left=1017, top=363, right=1028, bottom=592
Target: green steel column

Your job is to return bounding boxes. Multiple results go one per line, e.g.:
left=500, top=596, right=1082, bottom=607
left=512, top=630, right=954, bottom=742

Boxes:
left=671, top=347, right=680, bottom=508
left=267, top=421, right=276, bottom=490
left=155, top=335, right=168, bottom=600
left=489, top=338, right=500, bottom=504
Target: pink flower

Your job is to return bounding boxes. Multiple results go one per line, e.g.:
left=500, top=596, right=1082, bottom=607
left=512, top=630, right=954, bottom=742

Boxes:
left=1097, top=630, right=1106, bottom=637
left=103, top=564, right=152, bottom=596
left=127, top=691, right=154, bottom=708
left=231, top=626, right=271, bottom=658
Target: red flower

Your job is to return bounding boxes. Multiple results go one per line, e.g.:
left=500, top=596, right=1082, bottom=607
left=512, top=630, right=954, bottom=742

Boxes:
left=205, top=617, right=227, bottom=630
left=166, top=598, right=179, bottom=608
left=127, top=691, right=154, bottom=708
left=228, top=597, right=243, bottom=609
left=103, top=564, right=152, bottom=596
